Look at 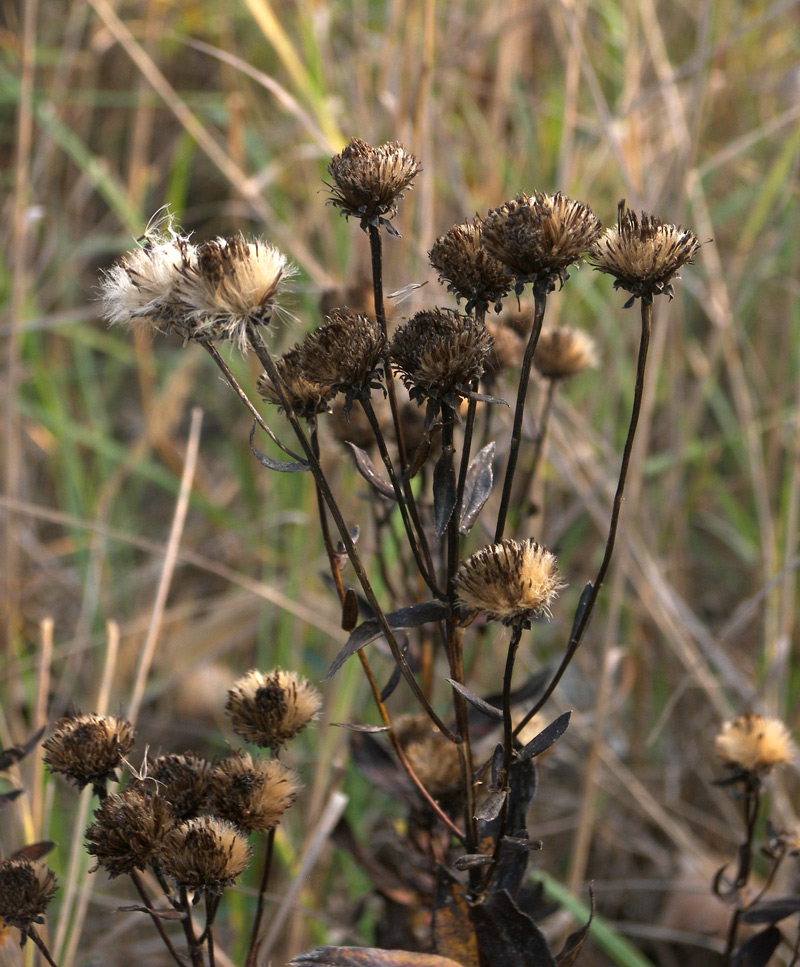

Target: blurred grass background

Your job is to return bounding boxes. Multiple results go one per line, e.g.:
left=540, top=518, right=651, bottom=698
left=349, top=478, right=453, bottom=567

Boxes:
left=2, top=0, right=800, bottom=963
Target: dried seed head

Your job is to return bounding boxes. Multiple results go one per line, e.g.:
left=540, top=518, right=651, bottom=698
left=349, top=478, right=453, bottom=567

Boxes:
left=174, top=235, right=293, bottom=347
left=160, top=817, right=252, bottom=895
left=327, top=137, right=421, bottom=231
left=389, top=308, right=492, bottom=406
left=297, top=308, right=386, bottom=404
left=454, top=539, right=564, bottom=627
left=394, top=715, right=461, bottom=796
left=482, top=192, right=601, bottom=291
left=484, top=320, right=525, bottom=380
left=257, top=348, right=335, bottom=419
left=0, top=859, right=57, bottom=937
left=100, top=233, right=196, bottom=334
left=43, top=714, right=135, bottom=794
left=715, top=714, right=794, bottom=776
left=86, top=785, right=174, bottom=877
left=589, top=200, right=699, bottom=306
left=428, top=219, right=514, bottom=313
left=533, top=326, right=598, bottom=380
left=210, top=750, right=300, bottom=833
left=141, top=753, right=212, bottom=820
left=226, top=669, right=323, bottom=751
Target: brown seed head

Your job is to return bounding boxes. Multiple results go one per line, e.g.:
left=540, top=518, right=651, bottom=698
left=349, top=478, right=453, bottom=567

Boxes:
left=86, top=785, right=175, bottom=877
left=0, top=859, right=58, bottom=934
left=141, top=753, right=212, bottom=820
left=394, top=714, right=462, bottom=796
left=257, top=347, right=335, bottom=419
left=482, top=192, right=601, bottom=291
left=533, top=326, right=598, bottom=380
left=715, top=714, right=794, bottom=776
left=589, top=200, right=699, bottom=306
left=454, top=538, right=564, bottom=627
left=174, top=235, right=293, bottom=347
left=226, top=668, right=323, bottom=750
left=484, top=320, right=525, bottom=381
left=297, top=308, right=386, bottom=403
left=389, top=308, right=492, bottom=406
left=160, top=816, right=252, bottom=895
left=100, top=233, right=196, bottom=335
left=43, top=713, right=135, bottom=793
left=210, top=750, right=300, bottom=833
left=327, top=138, right=421, bottom=231
left=428, top=219, right=514, bottom=313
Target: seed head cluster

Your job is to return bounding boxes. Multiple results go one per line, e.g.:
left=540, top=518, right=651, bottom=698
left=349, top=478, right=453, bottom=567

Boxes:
left=482, top=192, right=601, bottom=292
left=715, top=714, right=794, bottom=776
left=454, top=538, right=564, bottom=627
left=533, top=326, right=598, bottom=380
left=589, top=200, right=699, bottom=306
left=428, top=219, right=514, bottom=313
left=327, top=137, right=421, bottom=231
left=226, top=668, right=323, bottom=751
left=43, top=713, right=135, bottom=794
left=388, top=308, right=492, bottom=407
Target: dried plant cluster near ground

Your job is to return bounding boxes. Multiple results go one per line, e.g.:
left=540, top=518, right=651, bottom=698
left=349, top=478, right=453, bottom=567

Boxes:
left=2, top=2, right=800, bottom=966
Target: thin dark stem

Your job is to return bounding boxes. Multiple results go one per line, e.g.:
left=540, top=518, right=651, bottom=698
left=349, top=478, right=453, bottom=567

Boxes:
left=722, top=779, right=761, bottom=966
left=244, top=324, right=457, bottom=740
left=514, top=377, right=558, bottom=520
left=129, top=869, right=185, bottom=967
left=245, top=828, right=275, bottom=967
left=26, top=927, right=60, bottom=967
left=495, top=287, right=548, bottom=542
left=178, top=886, right=205, bottom=967
left=360, top=397, right=440, bottom=596
left=514, top=299, right=653, bottom=735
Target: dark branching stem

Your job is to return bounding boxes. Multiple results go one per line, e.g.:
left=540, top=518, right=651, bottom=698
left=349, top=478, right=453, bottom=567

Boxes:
left=178, top=886, right=205, bottom=967
left=495, top=285, right=548, bottom=542
left=360, top=396, right=440, bottom=596
left=245, top=826, right=275, bottom=967
left=367, top=224, right=437, bottom=582
left=130, top=869, right=185, bottom=967
left=27, top=928, right=60, bottom=967
left=243, top=323, right=456, bottom=741
left=721, top=777, right=762, bottom=966
left=515, top=299, right=654, bottom=736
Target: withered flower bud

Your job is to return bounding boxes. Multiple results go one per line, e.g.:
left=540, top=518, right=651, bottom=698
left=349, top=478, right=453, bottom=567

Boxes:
left=394, top=715, right=461, bottom=797
left=0, top=859, right=58, bottom=938
left=428, top=219, right=514, bottom=313
left=174, top=235, right=293, bottom=347
left=589, top=200, right=699, bottom=306
left=210, top=750, right=299, bottom=833
left=533, top=326, right=598, bottom=380
left=327, top=138, right=421, bottom=232
left=297, top=308, right=385, bottom=407
left=484, top=320, right=525, bottom=381
left=86, top=785, right=174, bottom=877
left=257, top=347, right=335, bottom=419
left=454, top=538, right=564, bottom=627
left=160, top=817, right=252, bottom=895
left=715, top=714, right=794, bottom=776
left=100, top=232, right=196, bottom=335
left=43, top=713, right=135, bottom=795
left=482, top=191, right=601, bottom=292
left=226, top=669, right=322, bottom=751
left=388, top=308, right=492, bottom=408
left=141, top=753, right=212, bottom=820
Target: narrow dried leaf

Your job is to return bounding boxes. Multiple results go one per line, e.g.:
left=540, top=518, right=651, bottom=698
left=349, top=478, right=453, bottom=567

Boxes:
left=0, top=725, right=46, bottom=771
left=459, top=442, right=495, bottom=534
left=568, top=582, right=594, bottom=640
left=555, top=887, right=594, bottom=967
left=250, top=423, right=310, bottom=472
left=731, top=926, right=781, bottom=967
left=348, top=444, right=397, bottom=500
left=740, top=897, right=800, bottom=924
left=117, top=904, right=186, bottom=921
left=0, top=789, right=23, bottom=809
left=446, top=680, right=503, bottom=721
left=342, top=588, right=360, bottom=632
left=289, top=947, right=465, bottom=967
left=433, top=446, right=457, bottom=538
left=475, top=788, right=507, bottom=822
left=453, top=854, right=495, bottom=871
left=9, top=842, right=55, bottom=862
left=330, top=723, right=391, bottom=733
left=433, top=869, right=480, bottom=967
left=519, top=712, right=571, bottom=761
left=408, top=434, right=433, bottom=479
left=380, top=662, right=404, bottom=702
left=325, top=601, right=450, bottom=679
left=469, top=890, right=556, bottom=967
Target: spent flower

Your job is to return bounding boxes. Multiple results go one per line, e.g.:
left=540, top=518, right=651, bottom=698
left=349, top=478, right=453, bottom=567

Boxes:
left=160, top=817, right=252, bottom=896
left=226, top=668, right=322, bottom=751
left=0, top=858, right=58, bottom=939
left=43, top=713, right=135, bottom=795
left=715, top=714, right=794, bottom=776
left=533, top=326, right=598, bottom=380
left=210, top=750, right=300, bottom=833
left=86, top=785, right=174, bottom=877
left=429, top=218, right=514, bottom=313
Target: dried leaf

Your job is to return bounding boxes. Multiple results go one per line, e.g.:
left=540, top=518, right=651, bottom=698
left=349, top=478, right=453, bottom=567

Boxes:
left=348, top=444, right=397, bottom=500
left=568, top=582, right=594, bottom=640
left=459, top=443, right=495, bottom=534
left=433, top=446, right=457, bottom=538
left=740, top=897, right=800, bottom=924
left=519, top=712, right=571, bottom=761
left=325, top=601, right=450, bottom=679
left=289, top=948, right=465, bottom=967
left=453, top=854, right=494, bottom=871
left=342, top=589, right=360, bottom=632
left=0, top=789, right=23, bottom=809
left=0, top=726, right=46, bottom=771
left=331, top=723, right=391, bottom=733
left=446, top=680, right=503, bottom=722
left=730, top=925, right=781, bottom=967
left=555, top=887, right=594, bottom=967
left=469, top=890, right=556, bottom=967
left=116, top=904, right=186, bottom=921
left=9, top=842, right=55, bottom=862
left=408, top=434, right=433, bottom=479
left=475, top=788, right=507, bottom=822
left=249, top=423, right=310, bottom=473
left=433, top=868, right=480, bottom=967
